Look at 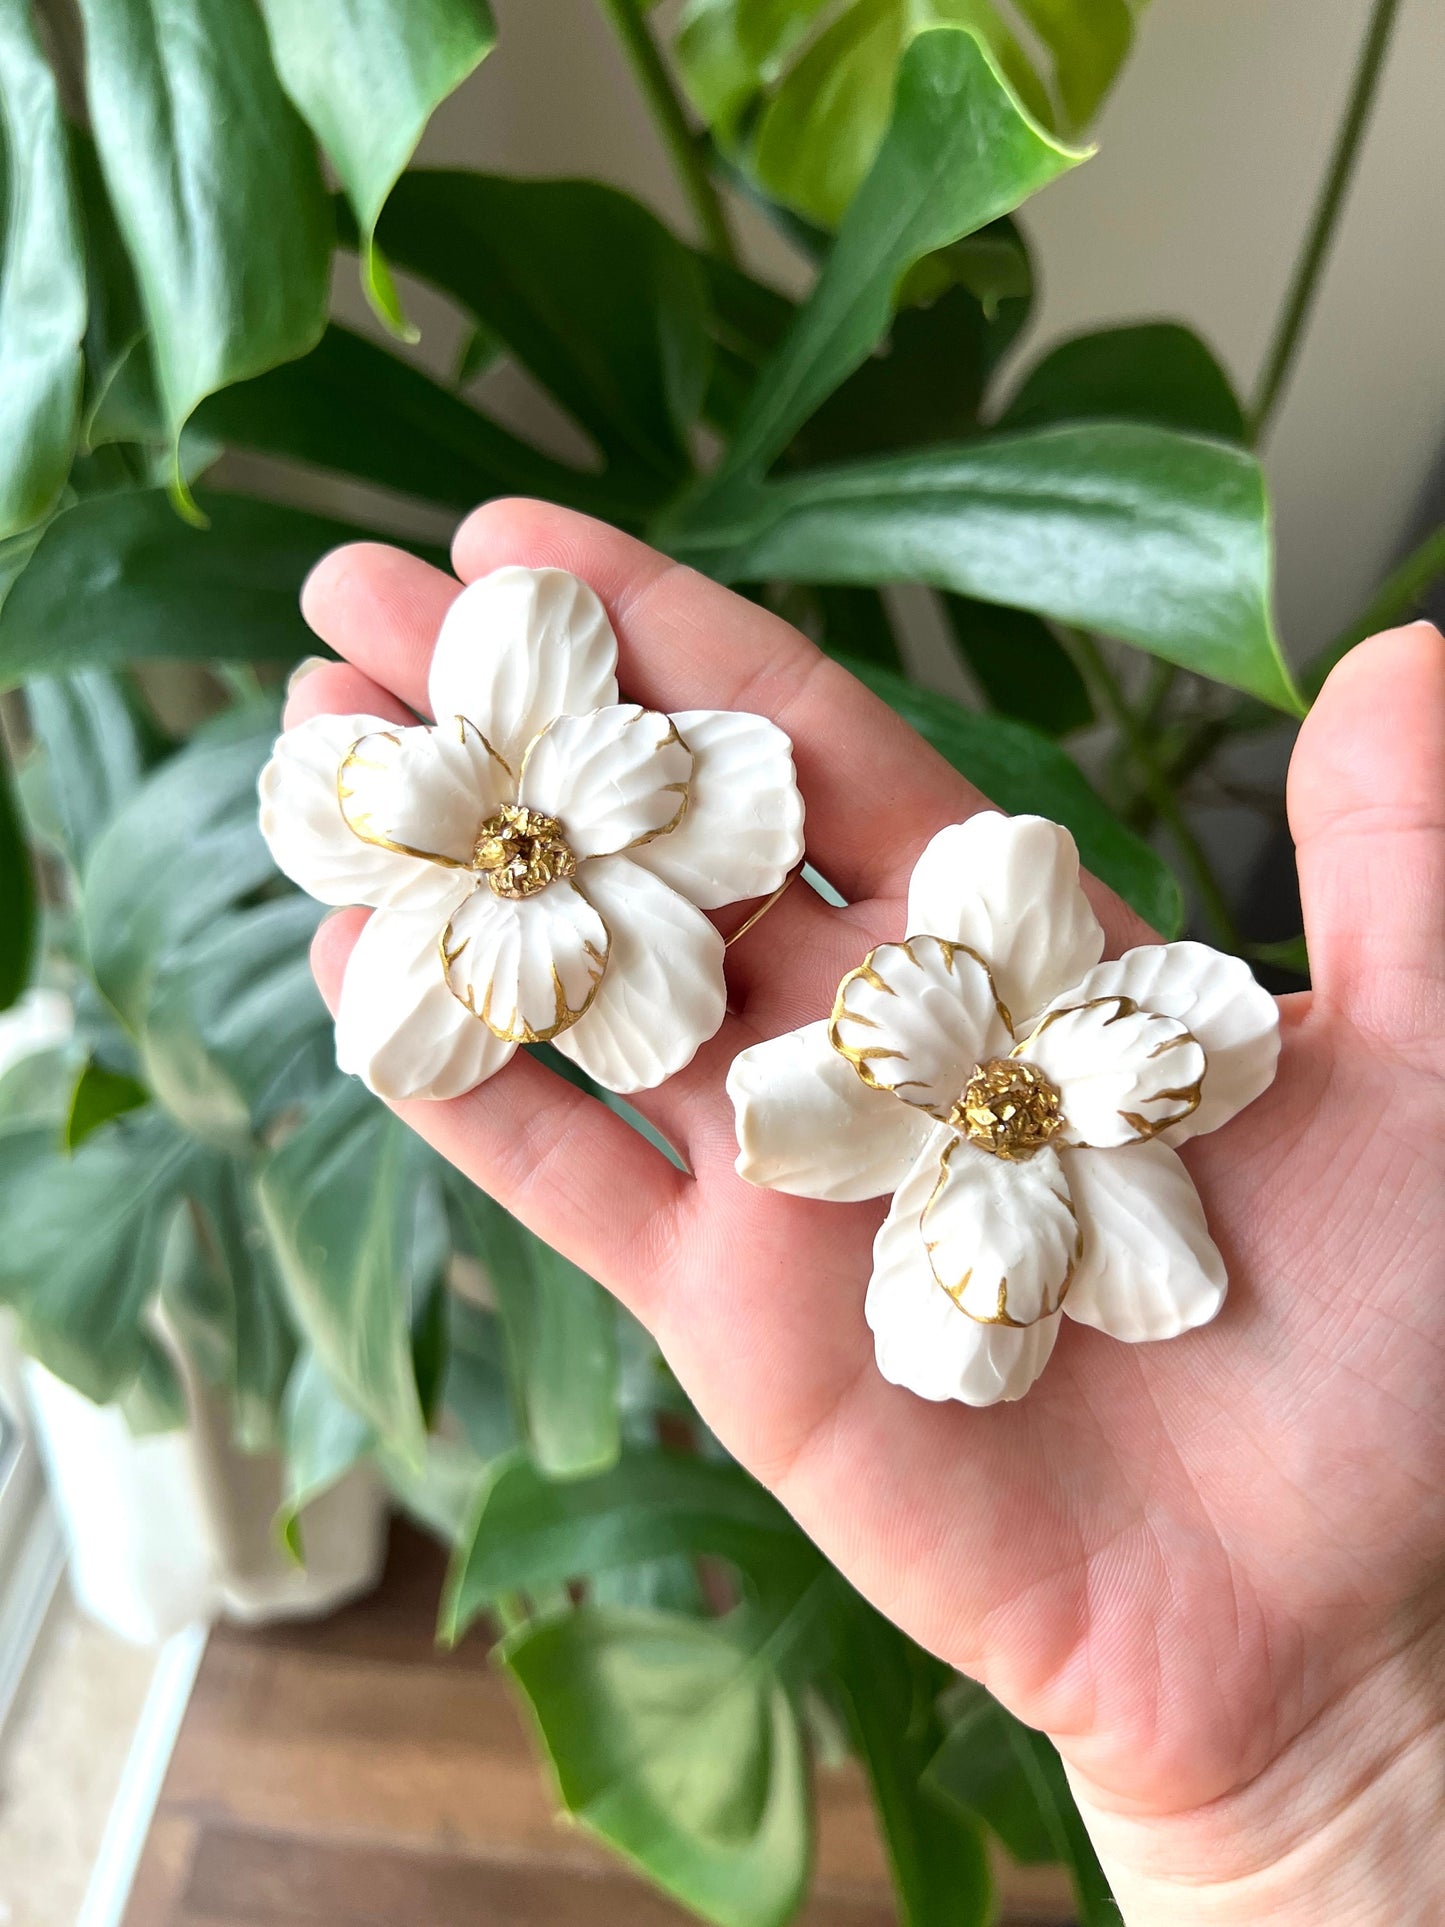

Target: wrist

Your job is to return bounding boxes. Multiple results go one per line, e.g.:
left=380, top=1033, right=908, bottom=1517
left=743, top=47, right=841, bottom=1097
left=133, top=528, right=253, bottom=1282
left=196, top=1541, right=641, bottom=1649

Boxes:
left=1064, top=1630, right=1445, bottom=1926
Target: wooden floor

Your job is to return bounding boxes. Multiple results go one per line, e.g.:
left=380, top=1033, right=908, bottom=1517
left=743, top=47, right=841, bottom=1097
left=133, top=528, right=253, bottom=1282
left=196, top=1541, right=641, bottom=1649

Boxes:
left=124, top=1523, right=1075, bottom=1927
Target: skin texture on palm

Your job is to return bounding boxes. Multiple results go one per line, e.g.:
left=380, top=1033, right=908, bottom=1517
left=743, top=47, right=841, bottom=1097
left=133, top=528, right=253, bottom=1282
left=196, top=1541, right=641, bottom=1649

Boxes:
left=290, top=502, right=1445, bottom=1922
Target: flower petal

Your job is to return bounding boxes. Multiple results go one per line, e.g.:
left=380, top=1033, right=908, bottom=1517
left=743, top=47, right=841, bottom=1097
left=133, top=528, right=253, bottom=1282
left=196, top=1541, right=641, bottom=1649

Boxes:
left=1020, top=998, right=1206, bottom=1148
left=441, top=879, right=610, bottom=1044
left=338, top=717, right=511, bottom=866
left=427, top=566, right=619, bottom=769
left=260, top=713, right=465, bottom=916
left=1062, top=942, right=1280, bottom=1143
left=728, top=1021, right=934, bottom=1202
left=1061, top=1141, right=1227, bottom=1340
left=550, top=856, right=726, bottom=1092
left=867, top=1129, right=1062, bottom=1404
left=335, top=903, right=513, bottom=1100
left=920, top=1136, right=1079, bottom=1327
left=627, top=708, right=805, bottom=911
left=519, top=704, right=693, bottom=859
left=829, top=936, right=1012, bottom=1118
left=906, top=814, right=1104, bottom=1031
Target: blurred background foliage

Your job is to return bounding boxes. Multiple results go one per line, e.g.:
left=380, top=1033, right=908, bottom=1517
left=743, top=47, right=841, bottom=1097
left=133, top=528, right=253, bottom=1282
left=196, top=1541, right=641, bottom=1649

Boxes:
left=0, top=0, right=1431, bottom=1921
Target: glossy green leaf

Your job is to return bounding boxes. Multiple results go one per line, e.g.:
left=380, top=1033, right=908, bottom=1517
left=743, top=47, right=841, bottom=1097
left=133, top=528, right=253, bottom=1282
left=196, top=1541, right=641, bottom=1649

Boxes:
left=75, top=0, right=332, bottom=493
left=277, top=1348, right=373, bottom=1560
left=441, top=1448, right=810, bottom=1644
left=926, top=1681, right=1115, bottom=1925
left=24, top=670, right=150, bottom=873
left=503, top=1603, right=813, bottom=1927
left=448, top=1176, right=618, bottom=1481
left=943, top=595, right=1092, bottom=736
left=0, top=1109, right=194, bottom=1402
left=0, top=3, right=86, bottom=537
left=844, top=659, right=1183, bottom=933
left=678, top=423, right=1301, bottom=712
left=259, top=1077, right=438, bottom=1462
left=194, top=324, right=622, bottom=521
left=999, top=322, right=1246, bottom=441
left=693, top=29, right=1084, bottom=500
left=833, top=1609, right=993, bottom=1926
left=377, top=172, right=709, bottom=489
left=63, top=1057, right=148, bottom=1149
left=0, top=490, right=440, bottom=688
left=257, top=0, right=495, bottom=335
left=0, top=736, right=34, bottom=1009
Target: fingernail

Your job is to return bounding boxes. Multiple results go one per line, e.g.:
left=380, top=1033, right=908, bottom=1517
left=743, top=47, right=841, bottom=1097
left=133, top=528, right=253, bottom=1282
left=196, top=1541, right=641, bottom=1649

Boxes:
left=287, top=655, right=329, bottom=695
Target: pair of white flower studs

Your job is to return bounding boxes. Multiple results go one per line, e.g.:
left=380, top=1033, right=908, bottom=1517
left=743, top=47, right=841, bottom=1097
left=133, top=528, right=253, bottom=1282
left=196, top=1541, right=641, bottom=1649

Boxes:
left=261, top=566, right=1281, bottom=1408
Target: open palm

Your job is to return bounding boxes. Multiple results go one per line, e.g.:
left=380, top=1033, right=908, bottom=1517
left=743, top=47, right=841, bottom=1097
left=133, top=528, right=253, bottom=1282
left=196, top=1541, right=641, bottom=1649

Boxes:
left=291, top=499, right=1445, bottom=1915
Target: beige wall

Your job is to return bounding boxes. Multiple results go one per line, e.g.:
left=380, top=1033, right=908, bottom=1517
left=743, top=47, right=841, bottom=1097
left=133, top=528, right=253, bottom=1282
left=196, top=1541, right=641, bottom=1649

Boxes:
left=415, top=0, right=1445, bottom=662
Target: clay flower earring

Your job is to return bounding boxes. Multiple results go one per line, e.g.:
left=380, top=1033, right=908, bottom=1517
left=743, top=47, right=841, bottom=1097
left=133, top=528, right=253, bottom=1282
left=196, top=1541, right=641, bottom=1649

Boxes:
left=259, top=566, right=803, bottom=1100
left=728, top=814, right=1280, bottom=1406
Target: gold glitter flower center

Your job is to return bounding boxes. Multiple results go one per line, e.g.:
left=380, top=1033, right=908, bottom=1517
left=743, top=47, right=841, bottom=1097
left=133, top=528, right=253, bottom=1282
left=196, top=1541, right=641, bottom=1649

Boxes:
left=472, top=804, right=577, bottom=899
left=951, top=1057, right=1064, bottom=1161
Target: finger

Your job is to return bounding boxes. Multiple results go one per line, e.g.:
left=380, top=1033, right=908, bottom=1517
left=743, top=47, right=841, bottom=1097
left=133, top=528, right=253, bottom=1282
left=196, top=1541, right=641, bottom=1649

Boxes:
left=311, top=911, right=691, bottom=1316
left=284, top=660, right=414, bottom=731
left=1289, top=620, right=1445, bottom=1049
left=300, top=541, right=460, bottom=714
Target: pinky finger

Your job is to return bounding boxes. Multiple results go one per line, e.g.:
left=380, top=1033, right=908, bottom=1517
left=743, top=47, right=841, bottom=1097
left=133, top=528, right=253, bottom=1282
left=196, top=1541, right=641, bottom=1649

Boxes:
left=310, top=910, right=692, bottom=1320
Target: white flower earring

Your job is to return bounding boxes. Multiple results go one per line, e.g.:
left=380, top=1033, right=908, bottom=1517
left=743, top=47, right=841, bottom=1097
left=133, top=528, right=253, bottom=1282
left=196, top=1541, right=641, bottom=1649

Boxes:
left=259, top=566, right=804, bottom=1100
left=727, top=814, right=1280, bottom=1407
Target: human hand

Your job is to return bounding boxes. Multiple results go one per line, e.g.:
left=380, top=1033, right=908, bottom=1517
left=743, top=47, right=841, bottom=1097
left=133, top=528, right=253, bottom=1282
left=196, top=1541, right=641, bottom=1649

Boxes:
left=289, top=500, right=1445, bottom=1925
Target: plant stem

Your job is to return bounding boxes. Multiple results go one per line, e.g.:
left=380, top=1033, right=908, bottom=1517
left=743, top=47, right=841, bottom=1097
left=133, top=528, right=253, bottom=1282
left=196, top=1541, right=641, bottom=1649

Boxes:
left=1304, top=519, right=1445, bottom=695
left=1067, top=631, right=1242, bottom=950
left=1248, top=0, right=1402, bottom=439
left=596, top=0, right=738, bottom=266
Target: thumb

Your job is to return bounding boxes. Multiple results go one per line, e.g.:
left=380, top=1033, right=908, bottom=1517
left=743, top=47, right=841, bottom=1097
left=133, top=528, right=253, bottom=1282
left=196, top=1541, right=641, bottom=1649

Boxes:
left=1288, top=620, right=1445, bottom=1051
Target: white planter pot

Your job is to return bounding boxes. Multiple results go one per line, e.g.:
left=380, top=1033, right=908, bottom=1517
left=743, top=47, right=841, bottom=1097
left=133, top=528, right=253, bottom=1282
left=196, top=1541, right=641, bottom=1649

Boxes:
left=24, top=1361, right=388, bottom=1647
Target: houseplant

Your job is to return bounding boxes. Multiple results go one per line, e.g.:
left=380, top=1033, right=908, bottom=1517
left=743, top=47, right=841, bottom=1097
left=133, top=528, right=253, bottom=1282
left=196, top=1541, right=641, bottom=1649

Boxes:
left=0, top=1, right=1428, bottom=1921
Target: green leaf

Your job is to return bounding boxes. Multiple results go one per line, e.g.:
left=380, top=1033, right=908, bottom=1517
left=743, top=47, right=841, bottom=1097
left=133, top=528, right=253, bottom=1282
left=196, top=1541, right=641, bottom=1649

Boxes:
left=1011, top=0, right=1138, bottom=128
left=145, top=895, right=333, bottom=1147
left=258, top=1077, right=437, bottom=1463
left=0, top=734, right=35, bottom=1009
left=0, top=1109, right=195, bottom=1403
left=0, top=489, right=441, bottom=688
left=118, top=1330, right=188, bottom=1435
left=377, top=172, right=709, bottom=489
left=844, top=659, right=1182, bottom=933
left=926, top=1681, right=1116, bottom=1925
left=63, top=1057, right=148, bottom=1149
left=167, top=1159, right=298, bottom=1452
left=448, top=1174, right=619, bottom=1482
left=441, top=1448, right=810, bottom=1645
left=0, top=2, right=87, bottom=537
left=677, top=423, right=1301, bottom=712
left=83, top=705, right=279, bottom=1034
left=999, top=322, right=1246, bottom=441
left=503, top=1603, right=813, bottom=1927
left=75, top=0, right=332, bottom=490
left=833, top=1609, right=993, bottom=1926
left=691, top=29, right=1085, bottom=501
left=942, top=596, right=1092, bottom=736
left=193, top=323, right=624, bottom=521
left=256, top=0, right=495, bottom=336
left=23, top=671, right=150, bottom=873
left=276, top=1348, right=373, bottom=1560
left=678, top=2, right=1058, bottom=228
